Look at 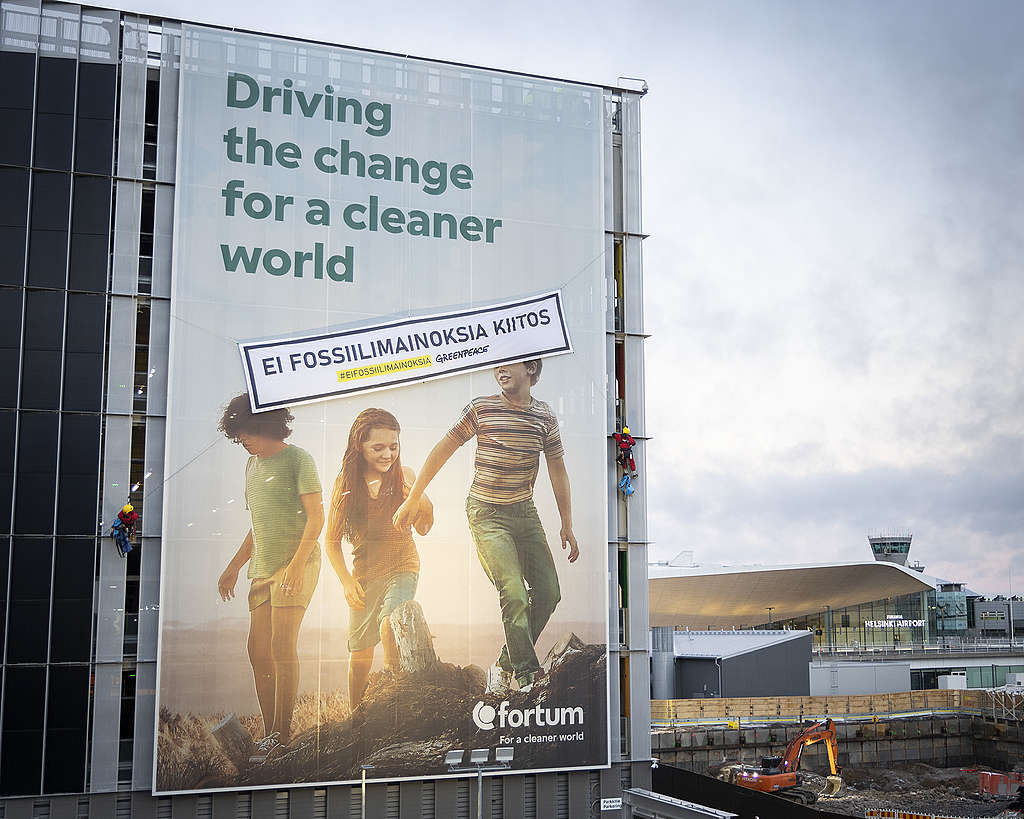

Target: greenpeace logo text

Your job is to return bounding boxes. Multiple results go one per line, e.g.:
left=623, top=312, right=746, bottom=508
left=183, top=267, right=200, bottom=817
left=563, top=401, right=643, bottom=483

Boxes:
left=472, top=700, right=584, bottom=731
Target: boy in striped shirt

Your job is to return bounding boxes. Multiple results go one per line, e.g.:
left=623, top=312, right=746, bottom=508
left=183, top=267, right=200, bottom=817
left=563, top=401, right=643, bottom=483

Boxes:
left=393, top=359, right=578, bottom=693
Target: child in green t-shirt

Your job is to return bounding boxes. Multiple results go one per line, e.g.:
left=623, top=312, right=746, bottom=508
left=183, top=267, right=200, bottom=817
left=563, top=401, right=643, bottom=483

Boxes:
left=216, top=393, right=324, bottom=763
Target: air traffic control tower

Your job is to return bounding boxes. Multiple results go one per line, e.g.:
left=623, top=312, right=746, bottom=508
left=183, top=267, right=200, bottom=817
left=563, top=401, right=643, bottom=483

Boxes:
left=868, top=530, right=914, bottom=566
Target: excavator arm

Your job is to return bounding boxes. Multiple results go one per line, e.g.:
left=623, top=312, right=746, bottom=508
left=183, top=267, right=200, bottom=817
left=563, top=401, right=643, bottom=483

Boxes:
left=781, top=718, right=841, bottom=776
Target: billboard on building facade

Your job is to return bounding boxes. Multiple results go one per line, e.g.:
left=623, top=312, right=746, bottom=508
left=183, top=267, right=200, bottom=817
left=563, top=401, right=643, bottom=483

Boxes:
left=154, top=24, right=609, bottom=794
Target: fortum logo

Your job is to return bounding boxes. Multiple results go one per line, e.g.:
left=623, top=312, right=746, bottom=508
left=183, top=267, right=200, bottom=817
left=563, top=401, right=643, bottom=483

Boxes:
left=472, top=701, right=584, bottom=731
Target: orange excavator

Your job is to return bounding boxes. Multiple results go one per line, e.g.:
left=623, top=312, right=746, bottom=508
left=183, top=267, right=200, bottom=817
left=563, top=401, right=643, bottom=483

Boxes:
left=718, top=718, right=844, bottom=805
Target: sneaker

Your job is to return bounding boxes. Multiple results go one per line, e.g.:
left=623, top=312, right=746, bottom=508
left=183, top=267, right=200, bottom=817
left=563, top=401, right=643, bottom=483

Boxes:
left=248, top=732, right=281, bottom=764
left=485, top=664, right=512, bottom=696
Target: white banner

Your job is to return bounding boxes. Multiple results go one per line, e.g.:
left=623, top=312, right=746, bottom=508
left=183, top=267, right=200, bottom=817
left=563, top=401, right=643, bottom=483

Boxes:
left=158, top=22, right=608, bottom=795
left=240, top=291, right=571, bottom=411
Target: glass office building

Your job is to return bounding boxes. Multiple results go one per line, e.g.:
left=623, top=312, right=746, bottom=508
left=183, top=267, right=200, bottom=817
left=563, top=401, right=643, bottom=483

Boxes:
left=0, top=1, right=653, bottom=815
left=754, top=584, right=972, bottom=650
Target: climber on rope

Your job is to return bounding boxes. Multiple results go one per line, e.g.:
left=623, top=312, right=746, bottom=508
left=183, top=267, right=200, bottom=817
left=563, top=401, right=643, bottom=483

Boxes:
left=613, top=424, right=638, bottom=497
left=613, top=424, right=638, bottom=474
left=111, top=502, right=139, bottom=557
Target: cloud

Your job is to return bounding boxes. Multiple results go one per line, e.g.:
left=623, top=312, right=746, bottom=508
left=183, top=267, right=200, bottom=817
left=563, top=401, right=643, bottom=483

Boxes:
left=648, top=434, right=1024, bottom=594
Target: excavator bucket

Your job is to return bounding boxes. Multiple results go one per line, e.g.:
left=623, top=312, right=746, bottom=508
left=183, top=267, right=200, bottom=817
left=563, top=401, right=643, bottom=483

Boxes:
left=821, top=775, right=845, bottom=797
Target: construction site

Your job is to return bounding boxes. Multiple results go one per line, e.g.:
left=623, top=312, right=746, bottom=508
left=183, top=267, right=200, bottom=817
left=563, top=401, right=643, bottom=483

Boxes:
left=650, top=688, right=1024, bottom=818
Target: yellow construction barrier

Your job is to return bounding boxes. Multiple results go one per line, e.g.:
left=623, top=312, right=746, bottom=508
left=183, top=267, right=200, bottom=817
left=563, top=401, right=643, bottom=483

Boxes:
left=651, top=689, right=992, bottom=727
left=864, top=811, right=991, bottom=819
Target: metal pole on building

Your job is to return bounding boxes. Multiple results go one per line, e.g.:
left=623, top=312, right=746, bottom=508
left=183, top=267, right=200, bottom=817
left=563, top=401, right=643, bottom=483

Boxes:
left=470, top=749, right=490, bottom=819
left=1011, top=567, right=1016, bottom=648
left=360, top=764, right=374, bottom=819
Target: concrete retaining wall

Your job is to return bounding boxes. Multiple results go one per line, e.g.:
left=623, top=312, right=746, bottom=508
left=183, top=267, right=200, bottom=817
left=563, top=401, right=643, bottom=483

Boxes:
left=651, top=715, right=1019, bottom=774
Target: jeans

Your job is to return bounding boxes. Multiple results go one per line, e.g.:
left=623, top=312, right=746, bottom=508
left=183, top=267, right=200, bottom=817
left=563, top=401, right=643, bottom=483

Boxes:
left=466, top=496, right=561, bottom=679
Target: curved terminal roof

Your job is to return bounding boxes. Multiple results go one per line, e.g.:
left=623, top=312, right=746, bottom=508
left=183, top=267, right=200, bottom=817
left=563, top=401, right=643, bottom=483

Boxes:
left=649, top=561, right=936, bottom=629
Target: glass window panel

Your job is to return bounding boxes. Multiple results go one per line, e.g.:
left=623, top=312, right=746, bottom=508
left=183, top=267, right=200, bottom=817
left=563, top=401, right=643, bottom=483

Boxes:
left=14, top=472, right=56, bottom=535
left=61, top=352, right=103, bottom=413
left=0, top=349, right=18, bottom=408
left=50, top=598, right=92, bottom=662
left=59, top=413, right=101, bottom=467
left=65, top=292, right=105, bottom=353
left=0, top=108, right=32, bottom=167
left=0, top=52, right=36, bottom=110
left=6, top=598, right=49, bottom=663
left=43, top=730, right=86, bottom=794
left=20, top=348, right=62, bottom=410
left=0, top=286, right=23, bottom=382
left=27, top=228, right=69, bottom=288
left=0, top=49, right=33, bottom=167
left=11, top=536, right=52, bottom=600
left=76, top=63, right=116, bottom=119
left=0, top=412, right=13, bottom=526
left=14, top=412, right=58, bottom=535
left=15, top=411, right=59, bottom=476
left=0, top=729, right=42, bottom=796
left=33, top=112, right=74, bottom=171
left=30, top=172, right=71, bottom=232
left=23, top=289, right=64, bottom=350
left=0, top=168, right=30, bottom=227
left=35, top=57, right=75, bottom=115
left=53, top=538, right=94, bottom=599
left=73, top=116, right=114, bottom=175
left=0, top=226, right=27, bottom=287
left=57, top=469, right=99, bottom=535
left=71, top=177, right=110, bottom=236
left=68, top=232, right=108, bottom=292
left=0, top=536, right=8, bottom=600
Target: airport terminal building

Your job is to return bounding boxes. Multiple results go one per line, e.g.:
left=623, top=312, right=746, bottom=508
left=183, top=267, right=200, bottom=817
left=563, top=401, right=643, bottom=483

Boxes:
left=650, top=560, right=1024, bottom=693
left=0, top=2, right=652, bottom=815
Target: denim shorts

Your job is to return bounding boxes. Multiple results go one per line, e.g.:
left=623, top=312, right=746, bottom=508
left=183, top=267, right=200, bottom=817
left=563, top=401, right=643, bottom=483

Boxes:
left=347, top=571, right=418, bottom=652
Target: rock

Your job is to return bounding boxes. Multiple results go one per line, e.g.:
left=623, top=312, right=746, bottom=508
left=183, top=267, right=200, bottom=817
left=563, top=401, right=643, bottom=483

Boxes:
left=211, top=713, right=255, bottom=772
left=364, top=739, right=452, bottom=772
left=542, top=632, right=585, bottom=671
left=464, top=663, right=486, bottom=693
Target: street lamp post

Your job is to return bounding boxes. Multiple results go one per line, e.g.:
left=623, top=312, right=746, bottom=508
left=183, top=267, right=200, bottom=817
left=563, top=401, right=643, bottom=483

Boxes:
left=470, top=749, right=488, bottom=819
left=360, top=764, right=374, bottom=819
left=444, top=747, right=514, bottom=819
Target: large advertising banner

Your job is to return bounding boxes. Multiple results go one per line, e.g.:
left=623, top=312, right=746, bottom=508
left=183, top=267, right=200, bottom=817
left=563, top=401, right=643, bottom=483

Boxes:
left=155, top=24, right=608, bottom=794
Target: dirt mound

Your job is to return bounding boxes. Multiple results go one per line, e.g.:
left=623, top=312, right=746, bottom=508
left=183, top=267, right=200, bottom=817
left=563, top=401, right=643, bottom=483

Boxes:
left=826, top=764, right=1013, bottom=818
left=158, top=627, right=607, bottom=791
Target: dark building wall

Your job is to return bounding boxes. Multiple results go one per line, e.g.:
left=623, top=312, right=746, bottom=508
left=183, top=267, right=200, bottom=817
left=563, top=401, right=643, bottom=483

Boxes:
left=0, top=34, right=117, bottom=795
left=673, top=658, right=721, bottom=699
left=721, top=636, right=812, bottom=698
left=666, top=635, right=813, bottom=700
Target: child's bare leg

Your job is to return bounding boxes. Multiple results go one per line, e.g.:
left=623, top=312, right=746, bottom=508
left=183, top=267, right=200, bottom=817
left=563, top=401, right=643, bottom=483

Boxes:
left=379, top=615, right=399, bottom=671
left=348, top=647, right=374, bottom=709
left=269, top=604, right=307, bottom=744
left=247, top=602, right=275, bottom=737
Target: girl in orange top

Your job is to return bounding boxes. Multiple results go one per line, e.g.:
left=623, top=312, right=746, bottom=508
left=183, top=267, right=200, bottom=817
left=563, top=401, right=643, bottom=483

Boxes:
left=325, top=408, right=433, bottom=708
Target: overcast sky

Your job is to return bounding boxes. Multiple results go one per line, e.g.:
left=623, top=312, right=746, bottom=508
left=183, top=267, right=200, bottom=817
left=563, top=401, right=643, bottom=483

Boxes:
left=124, top=0, right=1024, bottom=595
